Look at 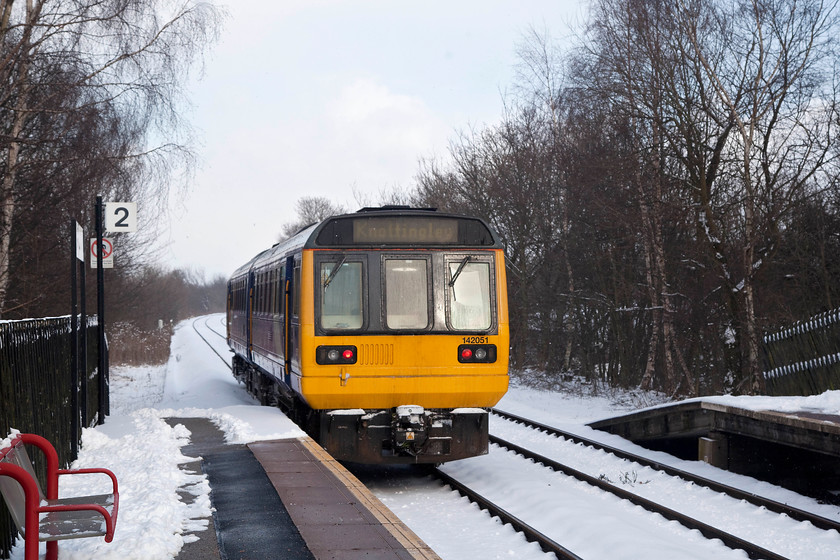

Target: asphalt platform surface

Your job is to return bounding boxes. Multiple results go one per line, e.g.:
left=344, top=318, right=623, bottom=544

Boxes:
left=166, top=417, right=438, bottom=560
left=167, top=417, right=313, bottom=560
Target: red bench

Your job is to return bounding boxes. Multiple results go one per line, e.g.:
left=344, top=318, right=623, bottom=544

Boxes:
left=0, top=432, right=119, bottom=560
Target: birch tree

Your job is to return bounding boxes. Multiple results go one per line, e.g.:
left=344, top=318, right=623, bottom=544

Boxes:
left=0, top=0, right=221, bottom=316
left=677, top=0, right=840, bottom=392
left=579, top=0, right=697, bottom=393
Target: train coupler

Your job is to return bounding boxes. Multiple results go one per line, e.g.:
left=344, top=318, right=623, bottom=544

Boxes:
left=393, top=405, right=429, bottom=450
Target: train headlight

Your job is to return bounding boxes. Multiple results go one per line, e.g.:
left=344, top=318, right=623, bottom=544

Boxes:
left=457, top=344, right=497, bottom=363
left=316, top=345, right=358, bottom=365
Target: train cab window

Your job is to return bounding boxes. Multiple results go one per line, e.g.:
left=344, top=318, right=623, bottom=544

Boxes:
left=384, top=259, right=429, bottom=329
left=320, top=260, right=363, bottom=329
left=447, top=258, right=492, bottom=330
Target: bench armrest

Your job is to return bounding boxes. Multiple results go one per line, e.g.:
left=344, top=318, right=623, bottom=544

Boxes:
left=57, top=468, right=119, bottom=495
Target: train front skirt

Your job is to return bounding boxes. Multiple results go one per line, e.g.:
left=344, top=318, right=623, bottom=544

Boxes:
left=321, top=405, right=489, bottom=464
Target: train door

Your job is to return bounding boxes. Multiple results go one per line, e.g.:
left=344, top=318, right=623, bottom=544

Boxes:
left=274, top=262, right=287, bottom=385
left=226, top=281, right=232, bottom=344
left=284, top=255, right=298, bottom=386
left=247, top=269, right=255, bottom=362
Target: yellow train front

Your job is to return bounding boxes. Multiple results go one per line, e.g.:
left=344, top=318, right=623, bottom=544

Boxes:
left=227, top=207, right=509, bottom=464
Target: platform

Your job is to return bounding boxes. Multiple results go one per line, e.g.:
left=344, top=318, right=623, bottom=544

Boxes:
left=589, top=400, right=840, bottom=500
left=169, top=418, right=439, bottom=560
left=250, top=438, right=439, bottom=560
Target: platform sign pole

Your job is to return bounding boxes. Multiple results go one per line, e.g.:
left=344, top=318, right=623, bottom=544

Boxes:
left=92, top=199, right=136, bottom=425
left=80, top=242, right=88, bottom=429
left=95, top=197, right=107, bottom=424
left=70, top=220, right=81, bottom=457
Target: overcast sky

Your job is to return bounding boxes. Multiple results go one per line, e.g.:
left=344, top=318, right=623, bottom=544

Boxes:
left=161, top=0, right=583, bottom=279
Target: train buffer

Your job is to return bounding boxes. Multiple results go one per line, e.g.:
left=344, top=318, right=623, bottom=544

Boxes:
left=0, top=432, right=119, bottom=560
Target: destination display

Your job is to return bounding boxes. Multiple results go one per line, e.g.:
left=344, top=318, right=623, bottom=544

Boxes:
left=315, top=215, right=496, bottom=246
left=354, top=217, right=458, bottom=244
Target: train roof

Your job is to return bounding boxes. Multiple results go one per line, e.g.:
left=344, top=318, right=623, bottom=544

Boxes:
left=229, top=207, right=502, bottom=279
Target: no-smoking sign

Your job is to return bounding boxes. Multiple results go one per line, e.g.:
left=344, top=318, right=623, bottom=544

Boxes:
left=90, top=237, right=114, bottom=269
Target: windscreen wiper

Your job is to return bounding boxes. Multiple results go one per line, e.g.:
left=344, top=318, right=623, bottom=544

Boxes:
left=323, top=256, right=347, bottom=289
left=449, top=255, right=471, bottom=287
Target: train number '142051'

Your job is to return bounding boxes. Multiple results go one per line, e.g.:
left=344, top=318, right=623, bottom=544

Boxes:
left=462, top=336, right=488, bottom=344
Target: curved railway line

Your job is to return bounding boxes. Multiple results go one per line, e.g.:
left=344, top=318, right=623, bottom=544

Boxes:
left=191, top=316, right=232, bottom=370
left=188, top=317, right=838, bottom=559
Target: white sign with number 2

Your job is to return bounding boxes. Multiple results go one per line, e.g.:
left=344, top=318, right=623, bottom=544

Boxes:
left=105, top=202, right=137, bottom=233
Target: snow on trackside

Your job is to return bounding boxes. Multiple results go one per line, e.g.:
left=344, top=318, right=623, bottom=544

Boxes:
left=7, top=313, right=840, bottom=559
left=8, top=314, right=304, bottom=560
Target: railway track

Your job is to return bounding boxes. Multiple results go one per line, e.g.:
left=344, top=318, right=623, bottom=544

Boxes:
left=491, top=408, right=840, bottom=533
left=463, top=408, right=840, bottom=560
left=432, top=467, right=583, bottom=560
left=191, top=315, right=232, bottom=370
left=201, top=314, right=228, bottom=340
left=486, top=436, right=787, bottom=559
left=433, top=441, right=790, bottom=559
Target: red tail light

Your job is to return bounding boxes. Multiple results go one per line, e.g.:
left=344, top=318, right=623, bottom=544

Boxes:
left=316, top=345, right=357, bottom=365
left=457, top=344, right=497, bottom=363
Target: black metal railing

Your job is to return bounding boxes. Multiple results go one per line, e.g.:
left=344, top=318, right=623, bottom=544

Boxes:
left=763, top=308, right=840, bottom=396
left=0, top=316, right=102, bottom=559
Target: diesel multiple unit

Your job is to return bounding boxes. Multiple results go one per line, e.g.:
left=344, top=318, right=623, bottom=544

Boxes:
left=227, top=207, right=509, bottom=464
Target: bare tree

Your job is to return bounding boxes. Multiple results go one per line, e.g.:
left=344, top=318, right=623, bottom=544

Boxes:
left=407, top=0, right=840, bottom=395
left=576, top=0, right=698, bottom=394
left=676, top=0, right=840, bottom=392
left=279, top=196, right=346, bottom=240
left=0, top=0, right=222, bottom=316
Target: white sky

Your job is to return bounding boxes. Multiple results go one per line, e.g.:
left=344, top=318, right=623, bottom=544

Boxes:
left=161, top=0, right=584, bottom=279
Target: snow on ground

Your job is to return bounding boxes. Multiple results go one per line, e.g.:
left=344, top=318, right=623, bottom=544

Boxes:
left=7, top=313, right=840, bottom=559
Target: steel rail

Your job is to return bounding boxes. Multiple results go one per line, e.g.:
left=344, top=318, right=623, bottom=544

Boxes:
left=489, top=435, right=788, bottom=560
left=491, top=408, right=840, bottom=533
left=202, top=315, right=228, bottom=340
left=191, top=317, right=232, bottom=371
left=433, top=468, right=583, bottom=560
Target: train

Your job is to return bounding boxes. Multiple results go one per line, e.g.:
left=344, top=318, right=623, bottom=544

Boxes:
left=226, top=206, right=509, bottom=464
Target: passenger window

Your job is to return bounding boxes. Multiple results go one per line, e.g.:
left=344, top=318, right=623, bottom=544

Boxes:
left=448, top=259, right=492, bottom=330
left=385, top=259, right=428, bottom=329
left=320, top=261, right=363, bottom=329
